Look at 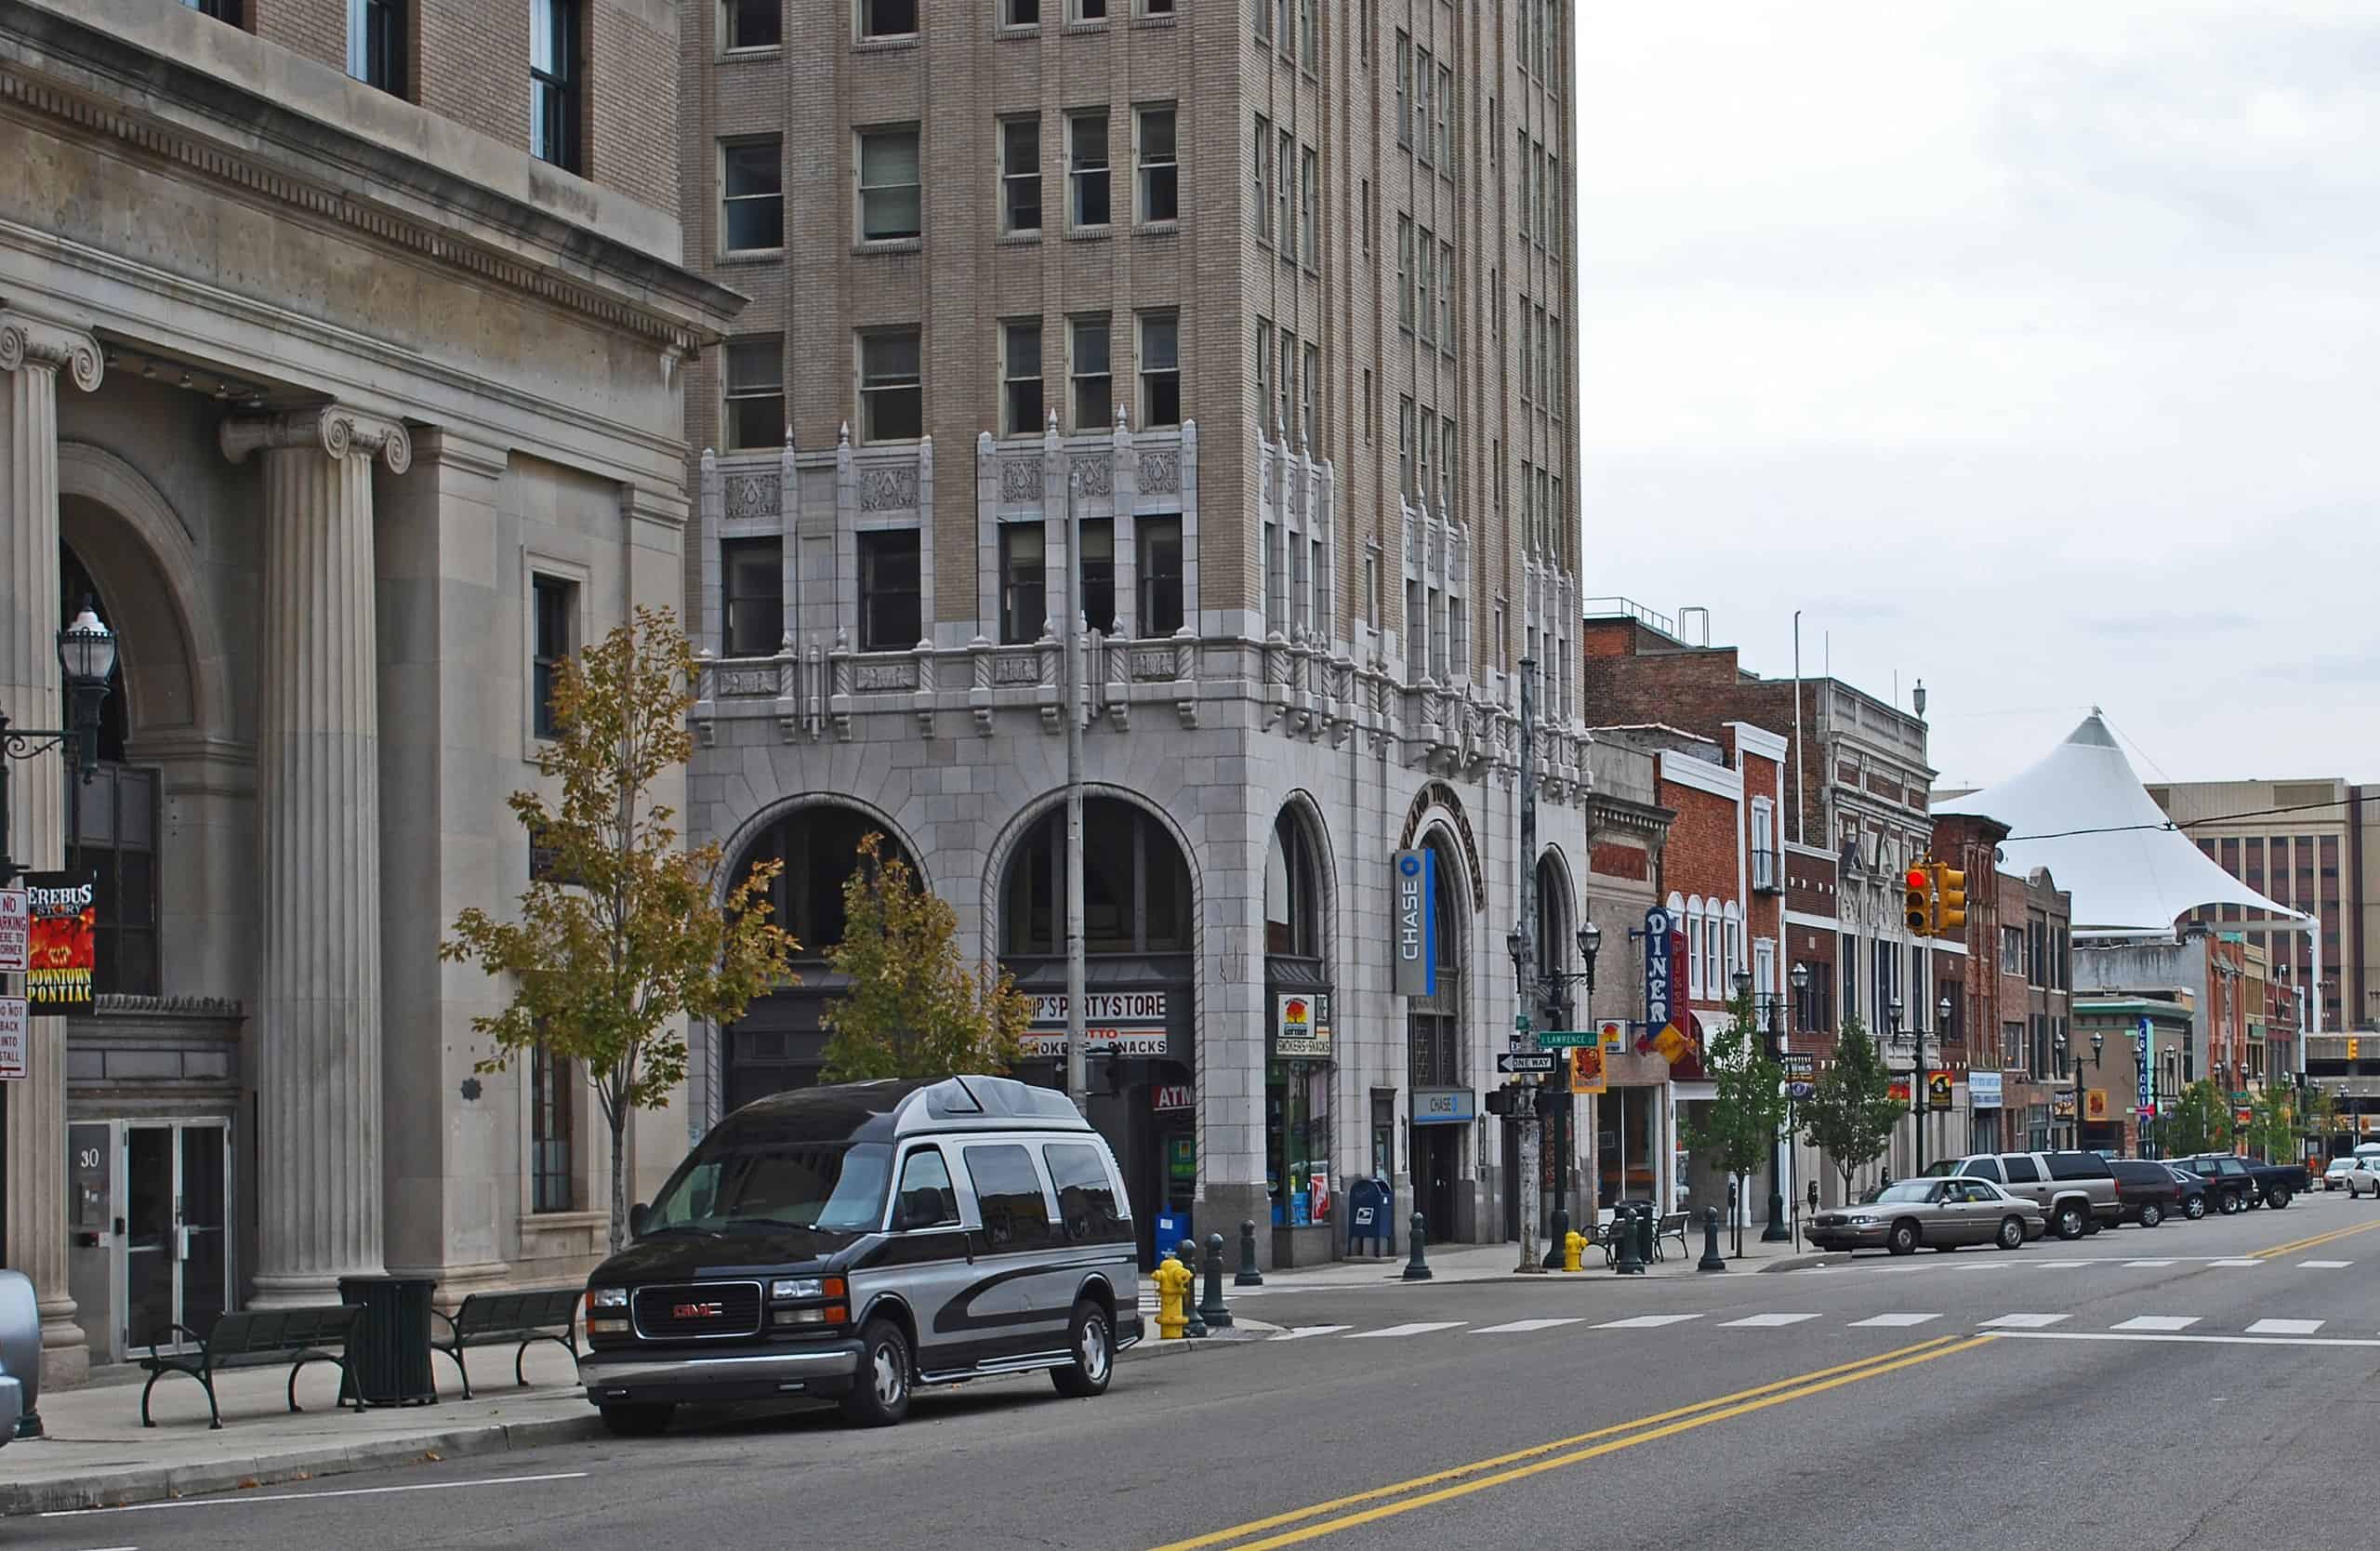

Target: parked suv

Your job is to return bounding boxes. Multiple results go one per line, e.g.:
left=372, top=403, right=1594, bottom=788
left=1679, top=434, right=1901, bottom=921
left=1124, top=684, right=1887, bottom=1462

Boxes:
left=2108, top=1158, right=2182, bottom=1227
left=1927, top=1151, right=2122, bottom=1239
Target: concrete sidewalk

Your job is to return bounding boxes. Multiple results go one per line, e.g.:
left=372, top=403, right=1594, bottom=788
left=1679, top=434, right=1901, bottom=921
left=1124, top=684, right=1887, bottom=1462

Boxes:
left=0, top=1321, right=1280, bottom=1517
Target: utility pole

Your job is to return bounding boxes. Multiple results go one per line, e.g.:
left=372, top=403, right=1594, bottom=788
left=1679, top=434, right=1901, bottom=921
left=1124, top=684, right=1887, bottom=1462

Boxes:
left=1514, top=657, right=1543, bottom=1274
left=1063, top=464, right=1089, bottom=1116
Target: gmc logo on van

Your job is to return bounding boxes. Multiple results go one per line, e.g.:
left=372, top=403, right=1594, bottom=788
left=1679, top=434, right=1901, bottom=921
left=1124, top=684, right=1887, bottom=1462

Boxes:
left=673, top=1302, right=725, bottom=1320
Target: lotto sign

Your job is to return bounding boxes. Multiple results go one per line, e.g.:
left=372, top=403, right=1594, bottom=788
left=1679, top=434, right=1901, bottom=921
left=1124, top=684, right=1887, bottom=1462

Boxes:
left=0, top=997, right=25, bottom=1080
left=1276, top=993, right=1332, bottom=1058
left=1022, top=991, right=1170, bottom=1056
left=0, top=888, right=26, bottom=974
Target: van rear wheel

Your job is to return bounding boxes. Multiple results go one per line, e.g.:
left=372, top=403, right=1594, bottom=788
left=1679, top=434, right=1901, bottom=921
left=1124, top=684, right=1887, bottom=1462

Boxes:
left=1052, top=1300, right=1114, bottom=1399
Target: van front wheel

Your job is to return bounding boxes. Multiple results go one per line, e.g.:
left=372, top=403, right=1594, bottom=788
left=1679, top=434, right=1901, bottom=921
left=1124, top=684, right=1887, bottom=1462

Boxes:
left=841, top=1318, right=913, bottom=1427
left=1052, top=1300, right=1114, bottom=1399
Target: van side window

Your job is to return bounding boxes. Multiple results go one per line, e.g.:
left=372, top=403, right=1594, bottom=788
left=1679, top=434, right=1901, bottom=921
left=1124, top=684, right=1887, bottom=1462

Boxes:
left=965, top=1143, right=1056, bottom=1252
left=1045, top=1142, right=1127, bottom=1242
left=2000, top=1155, right=2042, bottom=1184
left=895, top=1147, right=959, bottom=1230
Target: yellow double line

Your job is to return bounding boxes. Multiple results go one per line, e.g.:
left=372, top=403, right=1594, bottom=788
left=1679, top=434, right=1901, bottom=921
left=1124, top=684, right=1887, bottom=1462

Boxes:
left=2254, top=1215, right=2380, bottom=1260
left=1144, top=1333, right=1997, bottom=1551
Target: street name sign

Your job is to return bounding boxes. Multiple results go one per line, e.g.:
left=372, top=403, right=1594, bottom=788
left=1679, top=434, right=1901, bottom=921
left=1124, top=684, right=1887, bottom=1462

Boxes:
left=1535, top=1030, right=1598, bottom=1049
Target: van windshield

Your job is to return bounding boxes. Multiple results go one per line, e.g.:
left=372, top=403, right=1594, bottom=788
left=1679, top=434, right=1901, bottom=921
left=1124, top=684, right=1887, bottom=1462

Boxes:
left=646, top=1140, right=893, bottom=1236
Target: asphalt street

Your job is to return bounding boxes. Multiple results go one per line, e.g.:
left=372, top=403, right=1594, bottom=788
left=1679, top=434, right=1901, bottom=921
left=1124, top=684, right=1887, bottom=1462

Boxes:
left=17, top=1192, right=2380, bottom=1551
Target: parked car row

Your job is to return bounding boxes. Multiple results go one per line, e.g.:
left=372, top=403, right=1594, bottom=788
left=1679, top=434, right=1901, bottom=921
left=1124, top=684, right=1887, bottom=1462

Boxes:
left=1812, top=1147, right=2312, bottom=1256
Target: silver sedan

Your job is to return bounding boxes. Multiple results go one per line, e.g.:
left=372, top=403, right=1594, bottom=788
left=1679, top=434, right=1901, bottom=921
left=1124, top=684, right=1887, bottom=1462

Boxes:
left=1808, top=1178, right=2049, bottom=1255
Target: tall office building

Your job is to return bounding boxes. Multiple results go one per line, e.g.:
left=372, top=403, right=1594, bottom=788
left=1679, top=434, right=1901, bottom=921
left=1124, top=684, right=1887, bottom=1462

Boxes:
left=675, top=0, right=1588, bottom=1263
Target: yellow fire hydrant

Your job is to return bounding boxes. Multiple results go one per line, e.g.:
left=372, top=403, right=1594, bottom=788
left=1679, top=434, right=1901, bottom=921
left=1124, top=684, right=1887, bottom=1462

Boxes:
left=1563, top=1229, right=1587, bottom=1274
left=1154, top=1252, right=1195, bottom=1339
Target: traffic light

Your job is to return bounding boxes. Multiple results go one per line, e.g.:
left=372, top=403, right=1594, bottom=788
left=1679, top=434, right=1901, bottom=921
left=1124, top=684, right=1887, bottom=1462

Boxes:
left=1935, top=866, right=1967, bottom=938
left=1904, top=866, right=1934, bottom=935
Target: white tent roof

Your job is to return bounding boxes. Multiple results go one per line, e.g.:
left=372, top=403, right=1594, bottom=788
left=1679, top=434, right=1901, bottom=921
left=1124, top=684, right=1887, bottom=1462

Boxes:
left=1937, top=711, right=2307, bottom=936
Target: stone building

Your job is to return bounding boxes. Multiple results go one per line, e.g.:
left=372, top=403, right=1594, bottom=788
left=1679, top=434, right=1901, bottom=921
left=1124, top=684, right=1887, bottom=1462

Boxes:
left=0, top=0, right=736, bottom=1386
left=672, top=1, right=1587, bottom=1264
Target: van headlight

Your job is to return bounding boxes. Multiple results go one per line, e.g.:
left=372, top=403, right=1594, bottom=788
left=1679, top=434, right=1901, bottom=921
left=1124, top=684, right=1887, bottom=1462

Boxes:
left=772, top=1278, right=823, bottom=1301
left=588, top=1286, right=628, bottom=1310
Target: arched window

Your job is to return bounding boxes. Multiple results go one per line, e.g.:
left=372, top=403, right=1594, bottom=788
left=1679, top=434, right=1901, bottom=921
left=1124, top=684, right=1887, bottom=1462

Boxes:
left=1000, top=797, right=1192, bottom=958
left=733, top=804, right=918, bottom=960
left=1265, top=809, right=1323, bottom=959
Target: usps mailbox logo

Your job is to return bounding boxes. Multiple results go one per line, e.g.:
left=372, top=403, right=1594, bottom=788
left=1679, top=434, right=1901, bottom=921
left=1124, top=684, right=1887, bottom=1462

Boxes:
left=1392, top=849, right=1436, bottom=999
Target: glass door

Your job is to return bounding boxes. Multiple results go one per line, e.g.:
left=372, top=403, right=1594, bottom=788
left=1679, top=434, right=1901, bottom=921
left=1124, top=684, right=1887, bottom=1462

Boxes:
left=119, top=1120, right=231, bottom=1355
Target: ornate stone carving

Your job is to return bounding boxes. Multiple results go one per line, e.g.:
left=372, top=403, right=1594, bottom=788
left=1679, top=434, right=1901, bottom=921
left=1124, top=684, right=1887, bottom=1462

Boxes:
left=1000, top=457, right=1044, bottom=502
left=717, top=667, right=776, bottom=697
left=853, top=660, right=917, bottom=692
left=994, top=653, right=1040, bottom=684
left=220, top=404, right=413, bottom=472
left=0, top=310, right=103, bottom=391
left=1071, top=453, right=1113, bottom=497
left=857, top=464, right=919, bottom=511
left=1138, top=448, right=1180, bottom=495
left=722, top=471, right=779, bottom=519
left=1130, top=648, right=1177, bottom=682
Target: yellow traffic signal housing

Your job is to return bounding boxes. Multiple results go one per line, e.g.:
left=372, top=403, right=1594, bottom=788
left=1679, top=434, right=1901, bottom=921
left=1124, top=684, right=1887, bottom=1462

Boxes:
left=1903, top=866, right=1934, bottom=935
left=1935, top=866, right=1967, bottom=938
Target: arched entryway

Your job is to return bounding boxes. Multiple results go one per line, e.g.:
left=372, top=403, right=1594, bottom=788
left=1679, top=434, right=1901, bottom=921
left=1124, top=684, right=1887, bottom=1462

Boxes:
left=1264, top=799, right=1334, bottom=1261
left=718, top=801, right=921, bottom=1113
left=1405, top=828, right=1470, bottom=1239
left=994, top=792, right=1196, bottom=1266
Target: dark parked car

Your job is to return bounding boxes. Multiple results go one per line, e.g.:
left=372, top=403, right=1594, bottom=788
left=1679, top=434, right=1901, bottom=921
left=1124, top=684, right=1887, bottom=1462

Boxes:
left=2109, top=1159, right=2182, bottom=1227
left=2175, top=1154, right=2304, bottom=1213
left=2162, top=1164, right=2212, bottom=1220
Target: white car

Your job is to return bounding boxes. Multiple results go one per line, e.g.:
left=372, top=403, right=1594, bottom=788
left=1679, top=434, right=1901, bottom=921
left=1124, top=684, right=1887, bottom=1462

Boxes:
left=2346, top=1159, right=2380, bottom=1200
left=2324, top=1158, right=2357, bottom=1192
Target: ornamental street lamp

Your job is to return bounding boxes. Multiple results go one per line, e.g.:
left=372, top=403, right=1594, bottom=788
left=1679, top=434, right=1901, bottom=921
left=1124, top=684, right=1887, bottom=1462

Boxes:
left=0, top=597, right=120, bottom=886
left=1886, top=995, right=1906, bottom=1178
left=2081, top=1028, right=2106, bottom=1150
left=1513, top=918, right=1601, bottom=1268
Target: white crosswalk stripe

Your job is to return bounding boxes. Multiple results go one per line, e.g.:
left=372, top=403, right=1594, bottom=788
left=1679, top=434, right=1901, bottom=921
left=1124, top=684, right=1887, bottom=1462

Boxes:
left=1344, top=1321, right=1466, bottom=1339
left=1592, top=1314, right=1703, bottom=1330
left=2111, top=1315, right=2200, bottom=1332
left=2299, top=1259, right=2353, bottom=1268
left=2246, top=1319, right=2324, bottom=1335
left=1979, top=1313, right=2069, bottom=1328
left=1470, top=1318, right=1587, bottom=1335
left=1848, top=1313, right=1941, bottom=1328
left=2209, top=1258, right=2263, bottom=1268
left=1720, top=1313, right=1820, bottom=1328
left=1276, top=1325, right=1355, bottom=1341
left=2033, top=1260, right=2091, bottom=1268
left=2122, top=1260, right=2175, bottom=1268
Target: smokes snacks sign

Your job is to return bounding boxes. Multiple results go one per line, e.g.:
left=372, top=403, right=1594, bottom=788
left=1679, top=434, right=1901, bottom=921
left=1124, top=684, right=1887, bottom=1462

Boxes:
left=23, top=871, right=96, bottom=1012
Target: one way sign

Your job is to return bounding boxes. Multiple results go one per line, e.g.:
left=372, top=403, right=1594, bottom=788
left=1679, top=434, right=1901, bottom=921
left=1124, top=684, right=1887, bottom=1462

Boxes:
left=1496, top=1052, right=1556, bottom=1075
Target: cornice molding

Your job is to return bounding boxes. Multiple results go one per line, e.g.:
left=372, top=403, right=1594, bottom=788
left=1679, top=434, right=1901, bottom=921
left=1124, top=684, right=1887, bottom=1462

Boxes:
left=0, top=306, right=102, bottom=390
left=220, top=404, right=412, bottom=472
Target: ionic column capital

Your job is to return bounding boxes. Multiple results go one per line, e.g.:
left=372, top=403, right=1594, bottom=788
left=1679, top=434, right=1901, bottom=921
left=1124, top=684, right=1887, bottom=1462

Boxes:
left=220, top=404, right=413, bottom=473
left=0, top=310, right=103, bottom=392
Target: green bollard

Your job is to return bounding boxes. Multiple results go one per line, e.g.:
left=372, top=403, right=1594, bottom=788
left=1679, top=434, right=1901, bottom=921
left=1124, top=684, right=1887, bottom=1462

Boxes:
left=1697, top=1206, right=1727, bottom=1273
left=1612, top=1205, right=1646, bottom=1276
left=1200, top=1233, right=1234, bottom=1330
left=1403, top=1212, right=1434, bottom=1280
left=1236, top=1220, right=1265, bottom=1287
left=1179, top=1240, right=1208, bottom=1338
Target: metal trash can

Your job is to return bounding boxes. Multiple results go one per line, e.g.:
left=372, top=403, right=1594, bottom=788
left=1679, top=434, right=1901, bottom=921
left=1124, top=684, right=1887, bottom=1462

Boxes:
left=337, top=1275, right=439, bottom=1407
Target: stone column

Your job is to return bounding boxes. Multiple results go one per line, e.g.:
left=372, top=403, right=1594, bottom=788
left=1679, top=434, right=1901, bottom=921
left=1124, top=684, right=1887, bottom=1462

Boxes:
left=0, top=309, right=102, bottom=1394
left=222, top=405, right=410, bottom=1305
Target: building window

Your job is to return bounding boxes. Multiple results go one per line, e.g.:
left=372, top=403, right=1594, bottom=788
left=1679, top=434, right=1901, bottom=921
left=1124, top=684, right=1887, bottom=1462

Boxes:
left=1397, top=216, right=1414, bottom=327
left=1070, top=316, right=1111, bottom=428
left=1144, top=0, right=1173, bottom=13
left=858, top=127, right=922, bottom=241
left=1137, top=107, right=1178, bottom=223
left=858, top=529, right=921, bottom=651
left=999, top=523, right=1045, bottom=644
left=1415, top=226, right=1435, bottom=344
left=75, top=763, right=160, bottom=998
left=530, top=1047, right=577, bottom=1213
left=1277, top=130, right=1296, bottom=262
left=1076, top=0, right=1108, bottom=19
left=1395, top=31, right=1410, bottom=144
left=721, top=139, right=785, bottom=252
left=1138, top=516, right=1183, bottom=635
left=724, top=0, right=780, bottom=48
left=1302, top=342, right=1320, bottom=450
left=859, top=0, right=918, bottom=38
left=183, top=0, right=245, bottom=21
left=1252, top=0, right=1268, bottom=43
left=1254, top=319, right=1272, bottom=428
left=1300, top=146, right=1318, bottom=264
left=1277, top=328, right=1295, bottom=434
left=1007, top=0, right=1039, bottom=23
left=1002, top=320, right=1045, bottom=436
left=1414, top=48, right=1434, bottom=166
left=1138, top=313, right=1181, bottom=428
left=347, top=0, right=406, bottom=95
left=531, top=574, right=575, bottom=739
left=1000, top=118, right=1042, bottom=235
left=530, top=0, right=580, bottom=171
left=722, top=537, right=783, bottom=657
left=1299, top=0, right=1316, bottom=65
left=722, top=337, right=784, bottom=451
left=1398, top=396, right=1414, bottom=497
left=1436, top=65, right=1453, bottom=170
left=1253, top=117, right=1273, bottom=244
left=1079, top=519, right=1117, bottom=633
left=858, top=329, right=922, bottom=441
left=1438, top=239, right=1455, bottom=348
left=1068, top=112, right=1111, bottom=228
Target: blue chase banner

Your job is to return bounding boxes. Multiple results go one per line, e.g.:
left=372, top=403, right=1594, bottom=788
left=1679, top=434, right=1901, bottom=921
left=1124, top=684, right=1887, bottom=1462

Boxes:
left=1392, top=848, right=1436, bottom=998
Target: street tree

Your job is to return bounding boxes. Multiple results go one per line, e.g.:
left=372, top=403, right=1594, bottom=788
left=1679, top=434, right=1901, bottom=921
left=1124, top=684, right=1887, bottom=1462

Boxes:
left=820, top=830, right=1032, bottom=1081
left=1799, top=1014, right=1902, bottom=1201
left=1683, top=987, right=1789, bottom=1229
left=2246, top=1083, right=2295, bottom=1162
left=2162, top=1079, right=2235, bottom=1158
left=442, top=607, right=798, bottom=1253
left=2304, top=1082, right=2341, bottom=1160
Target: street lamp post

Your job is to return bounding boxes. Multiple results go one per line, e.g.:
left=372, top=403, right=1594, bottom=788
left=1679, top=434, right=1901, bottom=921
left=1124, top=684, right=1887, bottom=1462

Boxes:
left=2054, top=1030, right=2069, bottom=1149
left=2082, top=1028, right=2105, bottom=1152
left=1936, top=993, right=1952, bottom=1160
left=1515, top=918, right=1600, bottom=1269
left=0, top=598, right=121, bottom=885
left=1886, top=996, right=1906, bottom=1177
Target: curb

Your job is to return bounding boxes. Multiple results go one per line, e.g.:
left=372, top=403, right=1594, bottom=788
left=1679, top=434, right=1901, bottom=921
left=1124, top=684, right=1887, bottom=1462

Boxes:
left=0, top=1412, right=606, bottom=1518
left=1755, top=1254, right=1834, bottom=1273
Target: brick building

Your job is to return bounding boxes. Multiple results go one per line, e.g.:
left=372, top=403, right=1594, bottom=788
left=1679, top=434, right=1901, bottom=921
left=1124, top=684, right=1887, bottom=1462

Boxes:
left=1, top=0, right=736, bottom=1389
left=1933, top=814, right=2078, bottom=1154
left=671, top=0, right=1591, bottom=1264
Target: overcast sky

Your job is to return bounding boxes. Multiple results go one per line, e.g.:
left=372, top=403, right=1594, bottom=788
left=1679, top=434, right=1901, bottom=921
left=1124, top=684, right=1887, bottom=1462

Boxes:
left=1574, top=3, right=2380, bottom=792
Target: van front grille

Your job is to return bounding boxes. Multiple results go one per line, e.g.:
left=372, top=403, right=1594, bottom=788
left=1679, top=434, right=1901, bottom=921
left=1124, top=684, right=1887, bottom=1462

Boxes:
left=631, top=1281, right=762, bottom=1340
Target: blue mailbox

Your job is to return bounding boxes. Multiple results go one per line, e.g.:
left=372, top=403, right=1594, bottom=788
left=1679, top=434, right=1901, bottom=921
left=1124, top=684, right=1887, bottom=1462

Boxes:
left=1347, top=1176, right=1395, bottom=1256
